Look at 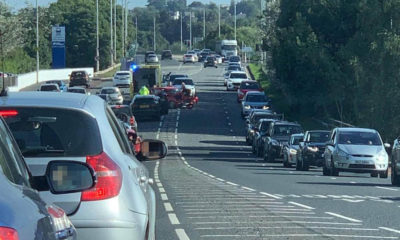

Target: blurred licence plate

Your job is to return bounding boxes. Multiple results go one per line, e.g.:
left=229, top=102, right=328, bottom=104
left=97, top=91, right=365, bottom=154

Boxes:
left=140, top=105, right=149, bottom=108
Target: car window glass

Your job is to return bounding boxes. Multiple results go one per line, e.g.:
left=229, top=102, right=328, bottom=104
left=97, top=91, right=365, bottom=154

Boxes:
left=106, top=107, right=132, bottom=154
left=338, top=131, right=382, bottom=146
left=309, top=132, right=330, bottom=143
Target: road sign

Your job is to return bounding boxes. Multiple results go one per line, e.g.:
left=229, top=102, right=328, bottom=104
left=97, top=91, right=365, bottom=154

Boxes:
left=52, top=26, right=66, bottom=69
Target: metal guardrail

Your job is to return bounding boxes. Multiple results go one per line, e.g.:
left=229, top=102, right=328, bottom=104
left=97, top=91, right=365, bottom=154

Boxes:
left=0, top=76, right=17, bottom=89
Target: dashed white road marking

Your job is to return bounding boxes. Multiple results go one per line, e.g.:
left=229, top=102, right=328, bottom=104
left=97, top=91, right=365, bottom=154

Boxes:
left=376, top=186, right=399, bottom=191
left=241, top=186, right=255, bottom=192
left=168, top=213, right=180, bottom=225
left=226, top=181, right=238, bottom=186
left=289, top=201, right=315, bottom=210
left=164, top=202, right=174, bottom=212
left=325, top=212, right=362, bottom=223
left=159, top=187, right=166, bottom=193
left=379, top=227, right=400, bottom=234
left=199, top=234, right=397, bottom=239
left=259, top=192, right=282, bottom=199
left=161, top=193, right=169, bottom=201
left=175, top=229, right=190, bottom=240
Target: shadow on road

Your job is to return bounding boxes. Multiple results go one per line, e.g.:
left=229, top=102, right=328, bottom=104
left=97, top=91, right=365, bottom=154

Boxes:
left=296, top=181, right=393, bottom=187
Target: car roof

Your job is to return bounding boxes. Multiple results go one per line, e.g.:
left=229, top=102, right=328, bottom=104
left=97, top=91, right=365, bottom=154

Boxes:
left=307, top=130, right=331, bottom=133
left=0, top=92, right=97, bottom=109
left=259, top=118, right=277, bottom=122
left=101, top=87, right=119, bottom=90
left=291, top=133, right=304, bottom=137
left=116, top=71, right=130, bottom=74
left=245, top=91, right=265, bottom=96
left=41, top=83, right=58, bottom=86
left=273, top=121, right=301, bottom=126
left=230, top=71, right=246, bottom=74
left=336, top=127, right=377, bottom=133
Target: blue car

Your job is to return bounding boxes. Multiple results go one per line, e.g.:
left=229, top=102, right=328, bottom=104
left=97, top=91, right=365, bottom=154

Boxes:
left=45, top=80, right=68, bottom=92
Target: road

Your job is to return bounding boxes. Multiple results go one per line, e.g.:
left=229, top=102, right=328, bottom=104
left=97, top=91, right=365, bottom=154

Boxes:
left=21, top=58, right=400, bottom=239
left=138, top=59, right=400, bottom=239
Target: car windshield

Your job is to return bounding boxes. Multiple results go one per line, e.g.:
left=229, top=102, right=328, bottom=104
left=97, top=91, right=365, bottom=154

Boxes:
left=260, top=121, right=272, bottom=131
left=228, top=66, right=241, bottom=71
left=222, top=45, right=236, bottom=50
left=41, top=85, right=58, bottom=91
left=173, top=79, right=194, bottom=85
left=309, top=132, right=330, bottom=143
left=116, top=72, right=130, bottom=76
left=101, top=89, right=117, bottom=94
left=230, top=73, right=247, bottom=79
left=291, top=136, right=303, bottom=145
left=274, top=125, right=303, bottom=136
left=170, top=75, right=188, bottom=82
left=338, top=131, right=382, bottom=146
left=241, top=82, right=260, bottom=89
left=3, top=107, right=102, bottom=157
left=68, top=88, right=85, bottom=94
left=246, top=95, right=267, bottom=102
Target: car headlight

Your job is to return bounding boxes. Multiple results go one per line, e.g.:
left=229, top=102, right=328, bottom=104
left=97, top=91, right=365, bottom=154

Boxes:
left=249, top=129, right=254, bottom=133
left=244, top=105, right=251, bottom=109
left=337, top=148, right=349, bottom=160
left=271, top=140, right=279, bottom=146
left=263, top=106, right=270, bottom=110
left=376, top=150, right=388, bottom=162
left=307, top=146, right=319, bottom=152
left=290, top=149, right=297, bottom=154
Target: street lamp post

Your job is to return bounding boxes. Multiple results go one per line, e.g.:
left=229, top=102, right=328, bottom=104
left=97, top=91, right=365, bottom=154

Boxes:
left=110, top=0, right=113, bottom=66
left=96, top=0, right=99, bottom=72
left=121, top=0, right=125, bottom=57
left=135, top=16, right=138, bottom=46
left=218, top=4, right=221, bottom=38
left=189, top=12, right=192, bottom=50
left=203, top=8, right=205, bottom=48
left=180, top=12, right=183, bottom=51
left=234, top=0, right=237, bottom=41
left=114, top=0, right=117, bottom=61
left=36, top=0, right=39, bottom=83
left=153, top=16, right=156, bottom=51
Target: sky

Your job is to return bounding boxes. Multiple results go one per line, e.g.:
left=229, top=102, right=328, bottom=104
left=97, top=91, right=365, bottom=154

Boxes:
left=9, top=0, right=232, bottom=10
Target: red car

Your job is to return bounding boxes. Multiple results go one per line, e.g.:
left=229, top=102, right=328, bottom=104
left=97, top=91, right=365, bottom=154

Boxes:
left=237, top=80, right=263, bottom=102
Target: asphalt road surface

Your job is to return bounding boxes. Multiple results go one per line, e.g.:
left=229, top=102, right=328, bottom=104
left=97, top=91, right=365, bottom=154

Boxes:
left=21, top=58, right=400, bottom=239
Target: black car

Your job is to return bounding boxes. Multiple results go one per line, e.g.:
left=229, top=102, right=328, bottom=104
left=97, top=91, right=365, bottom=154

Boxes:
left=252, top=119, right=277, bottom=157
left=204, top=56, right=218, bottom=68
left=297, top=130, right=330, bottom=170
left=390, top=139, right=400, bottom=186
left=245, top=111, right=280, bottom=145
left=130, top=95, right=162, bottom=121
left=161, top=50, right=173, bottom=60
left=263, top=121, right=304, bottom=162
left=199, top=52, right=209, bottom=62
left=69, top=70, right=90, bottom=88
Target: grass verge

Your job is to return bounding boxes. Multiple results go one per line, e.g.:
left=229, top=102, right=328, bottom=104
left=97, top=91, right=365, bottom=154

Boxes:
left=97, top=65, right=120, bottom=78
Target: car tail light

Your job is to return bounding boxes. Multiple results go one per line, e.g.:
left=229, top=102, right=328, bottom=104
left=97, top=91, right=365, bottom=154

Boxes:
left=0, top=110, right=18, bottom=117
left=0, top=227, right=19, bottom=240
left=81, top=152, right=122, bottom=201
left=130, top=116, right=135, bottom=126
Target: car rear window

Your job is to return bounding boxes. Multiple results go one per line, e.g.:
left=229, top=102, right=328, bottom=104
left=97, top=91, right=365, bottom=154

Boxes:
left=101, top=89, right=118, bottom=94
left=71, top=71, right=86, bottom=77
left=68, top=89, right=85, bottom=94
left=40, top=85, right=58, bottom=91
left=173, top=79, right=194, bottom=85
left=116, top=72, right=130, bottom=76
left=111, top=106, right=132, bottom=117
left=3, top=107, right=102, bottom=157
left=184, top=54, right=192, bottom=57
left=230, top=73, right=247, bottom=79
left=133, top=98, right=156, bottom=104
left=241, top=82, right=260, bottom=89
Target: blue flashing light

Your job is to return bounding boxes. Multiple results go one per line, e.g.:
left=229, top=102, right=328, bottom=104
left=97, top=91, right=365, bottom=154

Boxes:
left=130, top=63, right=139, bottom=72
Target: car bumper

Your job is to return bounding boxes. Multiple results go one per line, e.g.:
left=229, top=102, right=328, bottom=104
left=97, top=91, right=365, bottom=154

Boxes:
left=270, top=145, right=283, bottom=157
left=334, top=158, right=388, bottom=173
left=304, top=152, right=325, bottom=166
left=109, top=98, right=124, bottom=105
left=288, top=153, right=297, bottom=164
left=227, top=83, right=240, bottom=90
left=113, top=79, right=130, bottom=86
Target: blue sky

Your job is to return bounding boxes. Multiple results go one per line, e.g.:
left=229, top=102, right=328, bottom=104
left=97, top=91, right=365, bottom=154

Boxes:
left=9, top=0, right=232, bottom=10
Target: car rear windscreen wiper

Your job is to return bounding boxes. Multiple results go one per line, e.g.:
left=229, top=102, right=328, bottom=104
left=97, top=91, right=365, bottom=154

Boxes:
left=22, top=147, right=65, bottom=156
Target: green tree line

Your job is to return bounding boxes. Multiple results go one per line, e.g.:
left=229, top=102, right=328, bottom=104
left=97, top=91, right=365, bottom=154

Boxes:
left=264, top=0, right=400, bottom=140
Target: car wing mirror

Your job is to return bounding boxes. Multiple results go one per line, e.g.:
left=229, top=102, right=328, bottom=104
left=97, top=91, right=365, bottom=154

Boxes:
left=384, top=143, right=391, bottom=148
left=31, top=161, right=96, bottom=194
left=137, top=139, right=168, bottom=161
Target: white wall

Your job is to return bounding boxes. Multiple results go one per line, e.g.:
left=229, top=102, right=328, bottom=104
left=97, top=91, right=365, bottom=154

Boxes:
left=8, top=67, right=94, bottom=92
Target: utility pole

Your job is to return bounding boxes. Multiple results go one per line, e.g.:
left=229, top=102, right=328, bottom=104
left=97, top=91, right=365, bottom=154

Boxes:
left=110, top=0, right=113, bottom=66
left=124, top=0, right=128, bottom=57
left=189, top=12, right=192, bottom=50
left=153, top=16, right=156, bottom=51
left=96, top=0, right=99, bottom=72
left=218, top=4, right=221, bottom=38
left=36, top=0, right=40, bottom=83
left=114, top=0, right=116, bottom=61
left=135, top=16, right=138, bottom=46
left=180, top=12, right=183, bottom=51
left=122, top=0, right=125, bottom=57
left=203, top=8, right=205, bottom=48
left=234, top=0, right=237, bottom=41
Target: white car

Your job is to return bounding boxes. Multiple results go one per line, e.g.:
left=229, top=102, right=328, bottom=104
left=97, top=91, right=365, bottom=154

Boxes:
left=226, top=71, right=249, bottom=91
left=323, top=127, right=390, bottom=178
left=183, top=54, right=196, bottom=64
left=187, top=51, right=199, bottom=61
left=146, top=54, right=159, bottom=63
left=113, top=71, right=132, bottom=87
left=172, top=77, right=196, bottom=96
left=99, top=87, right=124, bottom=105
left=215, top=55, right=223, bottom=64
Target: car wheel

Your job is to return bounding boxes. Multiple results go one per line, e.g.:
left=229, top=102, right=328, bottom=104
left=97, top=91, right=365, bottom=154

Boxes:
left=392, top=164, right=400, bottom=186
left=258, top=146, right=264, bottom=157
left=252, top=143, right=256, bottom=154
left=322, top=160, right=330, bottom=176
left=379, top=170, right=388, bottom=178
left=330, top=157, right=339, bottom=176
left=302, top=158, right=310, bottom=171
left=283, top=154, right=288, bottom=167
left=267, top=151, right=275, bottom=162
left=296, top=157, right=302, bottom=171
left=245, top=136, right=250, bottom=145
left=370, top=172, right=378, bottom=178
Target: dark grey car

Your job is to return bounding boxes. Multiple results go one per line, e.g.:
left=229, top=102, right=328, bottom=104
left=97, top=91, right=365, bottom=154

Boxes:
left=0, top=112, right=96, bottom=240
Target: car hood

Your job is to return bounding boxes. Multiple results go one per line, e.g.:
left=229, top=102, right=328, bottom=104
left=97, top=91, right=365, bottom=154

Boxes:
left=338, top=144, right=383, bottom=155
left=291, top=145, right=300, bottom=150
left=274, top=136, right=291, bottom=142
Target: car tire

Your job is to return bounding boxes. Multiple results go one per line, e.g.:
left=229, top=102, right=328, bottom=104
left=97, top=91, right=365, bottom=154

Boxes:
left=302, top=159, right=310, bottom=171
left=252, top=143, right=256, bottom=154
left=371, top=172, right=378, bottom=178
left=283, top=154, right=289, bottom=168
left=258, top=146, right=264, bottom=157
left=268, top=151, right=275, bottom=163
left=245, top=136, right=250, bottom=145
left=330, top=158, right=339, bottom=176
left=322, top=161, right=330, bottom=176
left=392, top=165, right=400, bottom=186
left=296, top=158, right=302, bottom=171
left=379, top=170, right=388, bottom=178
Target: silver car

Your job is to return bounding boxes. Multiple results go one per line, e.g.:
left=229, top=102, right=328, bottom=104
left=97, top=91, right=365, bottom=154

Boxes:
left=0, top=92, right=167, bottom=240
left=241, top=91, right=271, bottom=117
left=99, top=87, right=123, bottom=105
left=323, top=127, right=390, bottom=178
left=0, top=113, right=96, bottom=240
left=283, top=133, right=304, bottom=167
left=146, top=54, right=159, bottom=64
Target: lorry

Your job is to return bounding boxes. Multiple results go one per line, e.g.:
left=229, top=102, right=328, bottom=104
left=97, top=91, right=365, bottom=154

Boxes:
left=216, top=40, right=238, bottom=59
left=130, top=64, right=162, bottom=99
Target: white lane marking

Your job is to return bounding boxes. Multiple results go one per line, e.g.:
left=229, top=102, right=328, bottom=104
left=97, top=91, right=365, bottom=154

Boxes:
left=341, top=199, right=364, bottom=203
left=164, top=202, right=174, bottom=212
left=379, top=227, right=400, bottom=234
left=188, top=215, right=331, bottom=219
left=226, top=181, right=238, bottom=186
left=156, top=183, right=163, bottom=187
left=289, top=201, right=315, bottom=210
left=175, top=140, right=178, bottom=145
left=181, top=157, right=185, bottom=161
left=216, top=178, right=224, bottom=182
left=331, top=177, right=337, bottom=180
left=168, top=213, right=180, bottom=225
left=376, top=186, right=399, bottom=191
left=199, top=234, right=397, bottom=239
left=175, top=229, right=190, bottom=240
left=195, top=226, right=377, bottom=231
left=192, top=220, right=362, bottom=225
left=159, top=187, right=166, bottom=193
left=161, top=193, right=168, bottom=201
left=259, top=192, right=282, bottom=199
left=241, top=186, right=255, bottom=192
left=325, top=212, right=362, bottom=223
left=177, top=63, right=183, bottom=71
